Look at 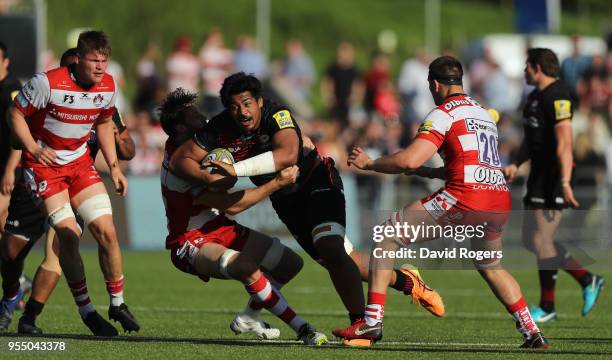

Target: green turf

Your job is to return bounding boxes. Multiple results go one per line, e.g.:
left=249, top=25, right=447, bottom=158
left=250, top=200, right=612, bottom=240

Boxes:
left=0, top=250, right=610, bottom=359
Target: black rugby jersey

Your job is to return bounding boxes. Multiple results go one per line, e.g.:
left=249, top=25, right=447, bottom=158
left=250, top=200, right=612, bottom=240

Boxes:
left=0, top=74, right=22, bottom=166
left=522, top=80, right=573, bottom=179
left=194, top=99, right=319, bottom=188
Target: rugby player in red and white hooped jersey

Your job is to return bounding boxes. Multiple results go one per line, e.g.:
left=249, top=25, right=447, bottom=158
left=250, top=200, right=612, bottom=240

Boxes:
left=159, top=88, right=327, bottom=345
left=336, top=56, right=549, bottom=349
left=8, top=31, right=138, bottom=336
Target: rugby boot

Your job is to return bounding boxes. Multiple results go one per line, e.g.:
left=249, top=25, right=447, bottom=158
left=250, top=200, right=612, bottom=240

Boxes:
left=582, top=275, right=604, bottom=316
left=520, top=332, right=550, bottom=349
left=529, top=306, right=557, bottom=323
left=333, top=318, right=383, bottom=345
left=83, top=311, right=118, bottom=336
left=0, top=290, right=23, bottom=331
left=17, top=314, right=43, bottom=335
left=399, top=264, right=445, bottom=317
left=109, top=303, right=140, bottom=332
left=230, top=313, right=280, bottom=340
left=297, top=323, right=327, bottom=345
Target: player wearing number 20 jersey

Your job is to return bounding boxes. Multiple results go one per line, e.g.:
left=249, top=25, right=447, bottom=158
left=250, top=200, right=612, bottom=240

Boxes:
left=415, top=94, right=510, bottom=226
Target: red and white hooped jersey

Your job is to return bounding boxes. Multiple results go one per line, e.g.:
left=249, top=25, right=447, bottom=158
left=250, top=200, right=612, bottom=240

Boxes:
left=13, top=67, right=116, bottom=166
left=415, top=94, right=510, bottom=211
left=160, top=140, right=220, bottom=248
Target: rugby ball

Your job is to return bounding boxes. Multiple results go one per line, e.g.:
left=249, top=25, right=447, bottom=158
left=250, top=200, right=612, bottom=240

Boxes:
left=202, top=148, right=235, bottom=166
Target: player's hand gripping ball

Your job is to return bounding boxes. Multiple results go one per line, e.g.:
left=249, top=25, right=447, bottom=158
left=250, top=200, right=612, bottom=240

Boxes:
left=202, top=148, right=235, bottom=167
left=202, top=148, right=237, bottom=191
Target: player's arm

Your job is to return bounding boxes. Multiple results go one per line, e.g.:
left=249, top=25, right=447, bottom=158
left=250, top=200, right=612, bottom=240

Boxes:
left=552, top=97, right=578, bottom=207
left=169, top=138, right=224, bottom=185
left=96, top=115, right=127, bottom=196
left=9, top=106, right=55, bottom=165
left=111, top=111, right=135, bottom=160
left=114, top=128, right=135, bottom=160
left=555, top=120, right=578, bottom=207
left=10, top=74, right=55, bottom=165
left=194, top=166, right=298, bottom=215
left=270, top=128, right=300, bottom=168
left=349, top=138, right=438, bottom=174
left=503, top=138, right=529, bottom=182
left=0, top=147, right=22, bottom=195
left=555, top=122, right=573, bottom=183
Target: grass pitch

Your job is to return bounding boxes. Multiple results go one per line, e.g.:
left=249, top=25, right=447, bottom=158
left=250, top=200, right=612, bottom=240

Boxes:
left=0, top=250, right=610, bottom=359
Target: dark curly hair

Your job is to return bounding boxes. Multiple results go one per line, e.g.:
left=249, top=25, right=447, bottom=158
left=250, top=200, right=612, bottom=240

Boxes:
left=219, top=72, right=263, bottom=108
left=159, top=88, right=199, bottom=137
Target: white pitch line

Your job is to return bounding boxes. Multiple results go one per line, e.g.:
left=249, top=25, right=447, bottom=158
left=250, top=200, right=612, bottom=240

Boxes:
left=164, top=338, right=516, bottom=348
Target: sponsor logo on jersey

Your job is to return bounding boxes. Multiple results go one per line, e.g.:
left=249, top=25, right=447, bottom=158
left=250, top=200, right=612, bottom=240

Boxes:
left=473, top=166, right=506, bottom=185
left=38, top=180, right=48, bottom=193
left=49, top=109, right=98, bottom=122
left=93, top=94, right=104, bottom=106
left=553, top=99, right=571, bottom=121
left=22, top=82, right=34, bottom=100
left=471, top=184, right=509, bottom=192
left=422, top=191, right=457, bottom=219
left=63, top=94, right=75, bottom=104
left=273, top=110, right=294, bottom=129
left=417, top=120, right=433, bottom=134
left=465, top=118, right=495, bottom=133
left=444, top=98, right=471, bottom=111
left=16, top=92, right=29, bottom=108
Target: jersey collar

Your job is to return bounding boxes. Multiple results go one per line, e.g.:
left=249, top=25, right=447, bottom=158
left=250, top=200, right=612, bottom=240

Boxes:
left=68, top=64, right=95, bottom=90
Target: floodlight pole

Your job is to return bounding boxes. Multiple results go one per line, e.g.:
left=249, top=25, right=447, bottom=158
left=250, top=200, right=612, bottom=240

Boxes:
left=34, top=0, right=47, bottom=72
left=256, top=0, right=270, bottom=63
left=425, top=0, right=440, bottom=56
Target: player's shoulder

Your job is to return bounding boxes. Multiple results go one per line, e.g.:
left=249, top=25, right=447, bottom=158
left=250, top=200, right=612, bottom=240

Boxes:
left=45, top=66, right=68, bottom=81
left=426, top=106, right=453, bottom=123
left=417, top=107, right=453, bottom=135
left=262, top=99, right=295, bottom=130
left=262, top=99, right=290, bottom=119
left=543, top=80, right=571, bottom=102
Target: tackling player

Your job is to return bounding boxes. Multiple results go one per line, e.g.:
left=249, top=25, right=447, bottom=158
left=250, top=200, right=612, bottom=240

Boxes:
left=504, top=48, right=603, bottom=322
left=173, top=72, right=444, bottom=336
left=8, top=31, right=138, bottom=336
left=160, top=88, right=327, bottom=345
left=335, top=56, right=548, bottom=349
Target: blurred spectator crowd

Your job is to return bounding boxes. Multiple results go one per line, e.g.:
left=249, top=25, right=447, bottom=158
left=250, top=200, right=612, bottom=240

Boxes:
left=34, top=29, right=612, bottom=213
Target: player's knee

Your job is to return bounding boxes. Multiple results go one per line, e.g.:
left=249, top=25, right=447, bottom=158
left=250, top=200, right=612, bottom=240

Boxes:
left=473, top=257, right=502, bottom=272
left=261, top=237, right=302, bottom=275
left=0, top=235, right=29, bottom=263
left=48, top=203, right=76, bottom=229
left=222, top=250, right=258, bottom=281
left=77, top=194, right=113, bottom=226
left=315, top=236, right=350, bottom=268
left=89, top=222, right=118, bottom=249
left=270, top=247, right=303, bottom=284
